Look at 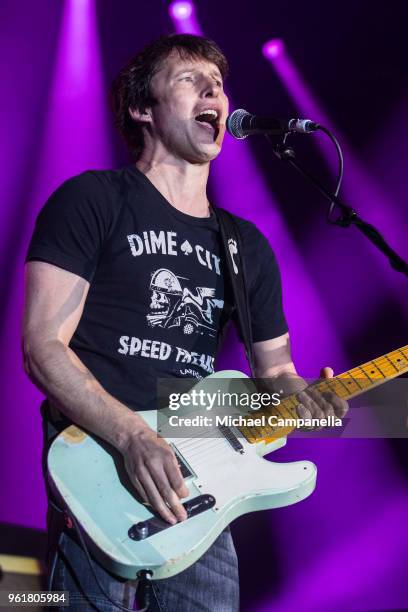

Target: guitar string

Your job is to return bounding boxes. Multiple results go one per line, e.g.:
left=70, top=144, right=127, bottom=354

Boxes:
left=170, top=353, right=408, bottom=458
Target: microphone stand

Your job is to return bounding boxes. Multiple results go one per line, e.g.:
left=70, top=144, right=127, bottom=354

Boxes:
left=271, top=138, right=408, bottom=278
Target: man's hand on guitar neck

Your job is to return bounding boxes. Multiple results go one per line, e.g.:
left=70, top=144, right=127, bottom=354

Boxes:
left=253, top=334, right=349, bottom=430
left=121, top=426, right=189, bottom=525
left=263, top=365, right=348, bottom=431
left=295, top=366, right=349, bottom=430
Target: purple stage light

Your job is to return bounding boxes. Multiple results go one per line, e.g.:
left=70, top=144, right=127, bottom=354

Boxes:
left=168, top=0, right=201, bottom=35
left=169, top=1, right=194, bottom=20
left=0, top=0, right=113, bottom=531
left=262, top=39, right=407, bottom=331
left=262, top=38, right=285, bottom=59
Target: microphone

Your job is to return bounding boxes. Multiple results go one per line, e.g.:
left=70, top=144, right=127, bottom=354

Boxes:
left=226, top=108, right=319, bottom=139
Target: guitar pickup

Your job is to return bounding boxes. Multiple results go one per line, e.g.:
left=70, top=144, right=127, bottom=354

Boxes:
left=172, top=445, right=195, bottom=479
left=128, top=494, right=216, bottom=541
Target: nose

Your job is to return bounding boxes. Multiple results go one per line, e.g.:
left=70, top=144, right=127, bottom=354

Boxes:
left=200, top=75, right=219, bottom=98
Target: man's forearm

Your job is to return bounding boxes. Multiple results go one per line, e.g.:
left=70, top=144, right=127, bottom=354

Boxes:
left=25, top=339, right=149, bottom=452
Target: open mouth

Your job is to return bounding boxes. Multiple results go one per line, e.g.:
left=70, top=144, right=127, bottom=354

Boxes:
left=194, top=109, right=220, bottom=141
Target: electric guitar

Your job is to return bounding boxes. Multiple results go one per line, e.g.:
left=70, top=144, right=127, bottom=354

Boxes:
left=47, top=346, right=407, bottom=580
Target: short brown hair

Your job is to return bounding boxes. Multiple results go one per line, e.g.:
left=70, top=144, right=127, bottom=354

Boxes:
left=110, top=34, right=228, bottom=160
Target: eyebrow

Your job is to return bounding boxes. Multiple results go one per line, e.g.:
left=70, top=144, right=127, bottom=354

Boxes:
left=174, top=67, right=223, bottom=80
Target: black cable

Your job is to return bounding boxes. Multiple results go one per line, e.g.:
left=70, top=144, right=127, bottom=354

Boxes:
left=48, top=499, right=151, bottom=612
left=315, top=125, right=345, bottom=224
left=270, top=124, right=408, bottom=275
left=47, top=538, right=60, bottom=591
left=268, top=125, right=344, bottom=223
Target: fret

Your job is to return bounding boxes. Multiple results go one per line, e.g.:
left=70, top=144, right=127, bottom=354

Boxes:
left=314, top=376, right=349, bottom=397
left=384, top=354, right=399, bottom=373
left=349, top=368, right=372, bottom=391
left=285, top=396, right=300, bottom=418
left=263, top=421, right=294, bottom=440
left=355, top=366, right=374, bottom=383
left=312, top=378, right=349, bottom=400
left=347, top=370, right=365, bottom=388
left=238, top=403, right=297, bottom=444
left=271, top=397, right=297, bottom=420
left=312, top=380, right=330, bottom=394
left=336, top=373, right=362, bottom=395
left=239, top=346, right=408, bottom=444
left=347, top=368, right=373, bottom=390
left=280, top=400, right=299, bottom=420
left=260, top=404, right=276, bottom=418
left=264, top=403, right=289, bottom=421
left=399, top=346, right=408, bottom=359
left=335, top=378, right=351, bottom=397
left=264, top=396, right=295, bottom=419
left=369, top=359, right=387, bottom=378
left=372, top=357, right=401, bottom=376
left=359, top=363, right=385, bottom=381
left=244, top=410, right=296, bottom=443
left=395, top=349, right=408, bottom=369
left=323, top=377, right=350, bottom=399
left=239, top=422, right=260, bottom=442
left=248, top=420, right=269, bottom=441
left=265, top=401, right=287, bottom=420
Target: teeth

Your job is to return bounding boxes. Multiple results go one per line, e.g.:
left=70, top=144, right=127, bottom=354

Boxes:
left=196, top=109, right=218, bottom=119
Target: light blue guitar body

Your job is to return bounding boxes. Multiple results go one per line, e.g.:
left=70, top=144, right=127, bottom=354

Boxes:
left=47, top=370, right=317, bottom=580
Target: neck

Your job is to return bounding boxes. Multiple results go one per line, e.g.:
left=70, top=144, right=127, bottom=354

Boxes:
left=135, top=150, right=211, bottom=218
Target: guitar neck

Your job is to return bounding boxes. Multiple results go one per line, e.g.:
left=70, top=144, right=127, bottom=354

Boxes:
left=238, top=345, right=408, bottom=444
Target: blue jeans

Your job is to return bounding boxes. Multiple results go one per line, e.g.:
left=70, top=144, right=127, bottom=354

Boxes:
left=48, top=506, right=240, bottom=612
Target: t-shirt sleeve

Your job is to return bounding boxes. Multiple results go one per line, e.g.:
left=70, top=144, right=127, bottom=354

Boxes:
left=233, top=221, right=288, bottom=342
left=26, top=172, right=116, bottom=281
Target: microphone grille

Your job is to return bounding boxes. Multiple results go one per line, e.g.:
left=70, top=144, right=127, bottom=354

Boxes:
left=226, top=109, right=251, bottom=139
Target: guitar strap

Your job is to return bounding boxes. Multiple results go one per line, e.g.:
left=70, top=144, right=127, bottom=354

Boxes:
left=213, top=206, right=256, bottom=377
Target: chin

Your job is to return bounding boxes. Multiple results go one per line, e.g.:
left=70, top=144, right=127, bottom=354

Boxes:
left=197, top=142, right=223, bottom=163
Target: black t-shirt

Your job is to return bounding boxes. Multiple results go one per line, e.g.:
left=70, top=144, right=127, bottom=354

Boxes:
left=26, top=165, right=288, bottom=413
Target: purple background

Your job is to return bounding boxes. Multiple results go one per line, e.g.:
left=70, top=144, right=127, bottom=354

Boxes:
left=1, top=1, right=407, bottom=610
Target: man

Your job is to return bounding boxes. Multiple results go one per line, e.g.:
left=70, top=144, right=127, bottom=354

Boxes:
left=23, top=34, right=347, bottom=611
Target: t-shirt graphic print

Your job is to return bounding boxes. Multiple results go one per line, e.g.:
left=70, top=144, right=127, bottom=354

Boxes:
left=145, top=267, right=224, bottom=337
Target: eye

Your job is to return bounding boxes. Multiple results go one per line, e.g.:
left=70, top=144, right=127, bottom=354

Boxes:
left=180, top=75, right=193, bottom=82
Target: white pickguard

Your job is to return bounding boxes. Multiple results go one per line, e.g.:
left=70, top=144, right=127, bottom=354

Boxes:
left=167, top=427, right=315, bottom=511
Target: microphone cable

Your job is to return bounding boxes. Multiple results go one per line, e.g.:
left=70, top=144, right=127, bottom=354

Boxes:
left=315, top=125, right=345, bottom=225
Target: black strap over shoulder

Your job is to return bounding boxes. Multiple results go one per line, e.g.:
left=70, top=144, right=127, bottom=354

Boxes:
left=213, top=207, right=255, bottom=377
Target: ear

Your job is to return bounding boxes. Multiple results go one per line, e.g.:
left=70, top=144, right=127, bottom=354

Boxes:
left=129, top=106, right=152, bottom=124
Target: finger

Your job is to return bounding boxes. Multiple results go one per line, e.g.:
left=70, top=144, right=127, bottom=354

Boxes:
left=298, top=391, right=325, bottom=430
left=161, top=481, right=188, bottom=522
left=148, top=460, right=188, bottom=522
left=296, top=402, right=316, bottom=431
left=323, top=392, right=348, bottom=417
left=320, top=366, right=334, bottom=379
left=298, top=390, right=324, bottom=420
left=309, top=388, right=335, bottom=417
left=296, top=402, right=312, bottom=420
left=131, top=476, right=149, bottom=504
left=137, top=465, right=179, bottom=524
left=167, top=456, right=189, bottom=498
